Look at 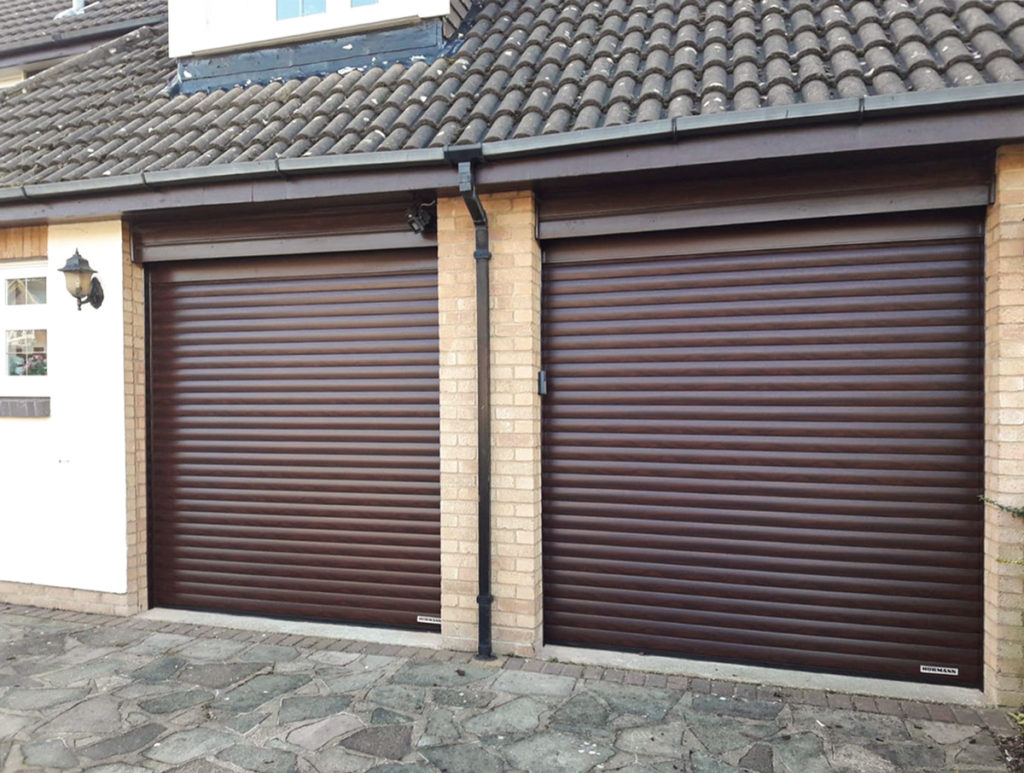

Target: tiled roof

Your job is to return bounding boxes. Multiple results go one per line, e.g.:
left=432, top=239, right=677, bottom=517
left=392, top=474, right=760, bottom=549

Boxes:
left=1, top=0, right=1024, bottom=188
left=0, top=0, right=167, bottom=52
left=444, top=0, right=477, bottom=38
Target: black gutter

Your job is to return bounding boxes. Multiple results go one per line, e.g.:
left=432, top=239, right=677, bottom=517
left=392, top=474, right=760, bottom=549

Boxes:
left=0, top=85, right=1021, bottom=229
left=2, top=82, right=1024, bottom=211
left=443, top=143, right=494, bottom=662
left=482, top=81, right=1024, bottom=163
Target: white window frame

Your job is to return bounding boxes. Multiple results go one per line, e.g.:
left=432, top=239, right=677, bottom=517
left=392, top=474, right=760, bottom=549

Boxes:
left=169, top=0, right=449, bottom=58
left=1, top=261, right=49, bottom=397
left=276, top=0, right=328, bottom=20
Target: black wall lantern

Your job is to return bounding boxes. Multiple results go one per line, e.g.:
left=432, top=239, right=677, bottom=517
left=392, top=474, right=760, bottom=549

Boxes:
left=58, top=249, right=104, bottom=310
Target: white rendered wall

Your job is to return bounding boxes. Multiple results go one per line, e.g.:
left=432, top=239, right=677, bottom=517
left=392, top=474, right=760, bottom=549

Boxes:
left=169, top=0, right=450, bottom=57
left=0, top=221, right=127, bottom=593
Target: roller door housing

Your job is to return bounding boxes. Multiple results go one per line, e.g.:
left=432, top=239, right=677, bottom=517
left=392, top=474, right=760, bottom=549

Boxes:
left=148, top=249, right=440, bottom=627
left=541, top=213, right=984, bottom=685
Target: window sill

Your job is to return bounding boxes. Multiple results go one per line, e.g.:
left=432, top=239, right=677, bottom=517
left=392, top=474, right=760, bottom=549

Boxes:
left=0, top=396, right=50, bottom=417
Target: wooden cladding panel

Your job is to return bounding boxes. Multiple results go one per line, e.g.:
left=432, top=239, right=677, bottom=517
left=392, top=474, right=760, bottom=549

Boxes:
left=148, top=250, right=441, bottom=627
left=0, top=225, right=46, bottom=260
left=541, top=213, right=984, bottom=685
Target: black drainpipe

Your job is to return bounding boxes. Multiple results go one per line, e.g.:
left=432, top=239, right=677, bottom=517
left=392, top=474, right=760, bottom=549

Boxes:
left=443, top=144, right=495, bottom=661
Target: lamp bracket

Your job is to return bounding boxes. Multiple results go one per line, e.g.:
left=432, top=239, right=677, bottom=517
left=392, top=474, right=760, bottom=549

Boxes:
left=78, top=277, right=104, bottom=310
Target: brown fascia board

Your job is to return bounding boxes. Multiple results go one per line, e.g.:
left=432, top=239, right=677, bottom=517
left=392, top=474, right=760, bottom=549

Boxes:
left=478, top=99, right=1024, bottom=190
left=0, top=82, right=1023, bottom=225
left=0, top=15, right=167, bottom=69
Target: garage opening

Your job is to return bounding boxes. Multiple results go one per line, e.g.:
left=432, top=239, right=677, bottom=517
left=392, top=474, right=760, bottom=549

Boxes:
left=541, top=213, right=984, bottom=685
left=148, top=249, right=440, bottom=627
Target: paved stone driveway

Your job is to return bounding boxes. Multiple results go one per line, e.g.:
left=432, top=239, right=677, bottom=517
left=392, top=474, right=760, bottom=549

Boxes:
left=0, top=604, right=1013, bottom=772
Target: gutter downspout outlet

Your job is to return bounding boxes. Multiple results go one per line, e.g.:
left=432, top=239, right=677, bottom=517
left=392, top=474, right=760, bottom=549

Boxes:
left=444, top=144, right=495, bottom=661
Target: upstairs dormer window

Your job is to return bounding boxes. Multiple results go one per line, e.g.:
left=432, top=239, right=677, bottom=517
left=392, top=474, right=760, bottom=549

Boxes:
left=277, top=0, right=379, bottom=16
left=169, top=0, right=444, bottom=59
left=276, top=0, right=326, bottom=19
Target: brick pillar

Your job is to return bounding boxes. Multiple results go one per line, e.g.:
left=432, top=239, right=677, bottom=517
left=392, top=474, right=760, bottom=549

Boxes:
left=123, top=223, right=148, bottom=613
left=985, top=144, right=1024, bottom=705
left=437, top=190, right=543, bottom=657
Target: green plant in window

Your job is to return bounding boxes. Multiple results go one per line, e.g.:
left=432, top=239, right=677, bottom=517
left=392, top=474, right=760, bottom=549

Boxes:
left=6, top=330, right=46, bottom=376
left=25, top=354, right=46, bottom=376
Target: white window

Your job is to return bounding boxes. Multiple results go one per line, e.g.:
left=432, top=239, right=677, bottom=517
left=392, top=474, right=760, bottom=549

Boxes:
left=6, top=329, right=47, bottom=376
left=276, top=0, right=326, bottom=19
left=1, top=263, right=48, bottom=389
left=169, top=0, right=448, bottom=58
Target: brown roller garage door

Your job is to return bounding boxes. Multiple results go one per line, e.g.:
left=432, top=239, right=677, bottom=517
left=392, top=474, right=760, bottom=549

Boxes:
left=148, top=249, right=440, bottom=627
left=541, top=213, right=984, bottom=685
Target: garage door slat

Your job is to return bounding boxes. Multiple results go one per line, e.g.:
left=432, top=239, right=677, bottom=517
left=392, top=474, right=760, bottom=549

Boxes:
left=154, top=571, right=441, bottom=600
left=149, top=251, right=440, bottom=627
left=547, top=460, right=979, bottom=488
left=155, top=442, right=438, bottom=457
left=545, top=612, right=977, bottom=665
left=547, top=569, right=977, bottom=614
left=151, top=546, right=438, bottom=573
left=546, top=533, right=978, bottom=570
left=164, top=462, right=438, bottom=478
left=552, top=507, right=978, bottom=535
left=545, top=292, right=978, bottom=322
left=542, top=217, right=983, bottom=684
left=547, top=309, right=980, bottom=336
left=548, top=558, right=976, bottom=599
left=549, top=597, right=978, bottom=648
left=158, top=593, right=433, bottom=624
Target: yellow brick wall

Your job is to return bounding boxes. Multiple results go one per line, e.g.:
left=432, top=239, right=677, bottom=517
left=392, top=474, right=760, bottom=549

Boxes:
left=437, top=191, right=543, bottom=657
left=0, top=580, right=135, bottom=615
left=123, top=223, right=148, bottom=614
left=985, top=144, right=1024, bottom=705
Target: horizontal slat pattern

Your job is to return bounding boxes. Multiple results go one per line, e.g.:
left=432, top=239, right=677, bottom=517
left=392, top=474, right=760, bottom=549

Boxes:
left=541, top=220, right=983, bottom=685
left=149, top=251, right=440, bottom=627
left=537, top=159, right=991, bottom=241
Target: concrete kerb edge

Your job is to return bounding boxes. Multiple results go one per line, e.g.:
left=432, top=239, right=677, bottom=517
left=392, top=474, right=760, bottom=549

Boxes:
left=540, top=644, right=986, bottom=707
left=137, top=607, right=443, bottom=649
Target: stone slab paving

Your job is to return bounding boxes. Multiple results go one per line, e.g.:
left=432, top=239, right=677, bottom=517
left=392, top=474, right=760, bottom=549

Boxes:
left=0, top=604, right=1014, bottom=772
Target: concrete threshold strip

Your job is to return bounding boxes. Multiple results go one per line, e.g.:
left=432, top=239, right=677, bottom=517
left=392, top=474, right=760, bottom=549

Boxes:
left=142, top=608, right=986, bottom=707
left=140, top=608, right=442, bottom=650
left=541, top=645, right=987, bottom=708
